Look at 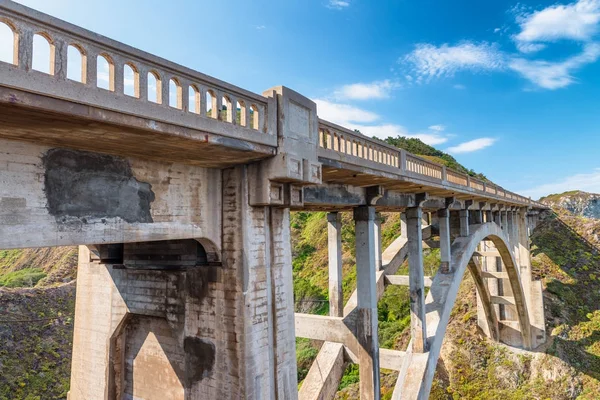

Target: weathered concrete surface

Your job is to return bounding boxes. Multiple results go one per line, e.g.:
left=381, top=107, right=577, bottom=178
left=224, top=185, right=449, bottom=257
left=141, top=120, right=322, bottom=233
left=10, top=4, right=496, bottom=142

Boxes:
left=43, top=148, right=155, bottom=223
left=298, top=342, right=345, bottom=400
left=69, top=165, right=298, bottom=400
left=0, top=138, right=221, bottom=249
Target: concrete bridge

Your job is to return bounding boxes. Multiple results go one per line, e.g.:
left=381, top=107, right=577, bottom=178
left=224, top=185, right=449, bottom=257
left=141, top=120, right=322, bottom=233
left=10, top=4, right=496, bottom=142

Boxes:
left=0, top=1, right=547, bottom=399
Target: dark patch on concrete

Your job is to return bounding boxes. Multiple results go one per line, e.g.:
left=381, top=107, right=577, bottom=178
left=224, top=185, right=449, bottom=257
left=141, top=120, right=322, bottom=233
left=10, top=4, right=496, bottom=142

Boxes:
left=184, top=337, right=215, bottom=386
left=304, top=185, right=364, bottom=206
left=43, top=148, right=155, bottom=223
left=186, top=266, right=219, bottom=301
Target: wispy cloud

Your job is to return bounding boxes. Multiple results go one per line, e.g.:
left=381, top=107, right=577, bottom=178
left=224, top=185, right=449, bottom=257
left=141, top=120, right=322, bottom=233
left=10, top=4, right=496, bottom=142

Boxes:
left=521, top=168, right=600, bottom=199
left=254, top=25, right=266, bottom=30
left=453, top=83, right=466, bottom=89
left=446, top=138, right=496, bottom=154
left=314, top=99, right=379, bottom=125
left=428, top=124, right=445, bottom=132
left=404, top=41, right=505, bottom=81
left=327, top=0, right=350, bottom=10
left=509, top=42, right=600, bottom=89
left=514, top=0, right=600, bottom=51
left=334, top=80, right=399, bottom=100
left=314, top=99, right=449, bottom=145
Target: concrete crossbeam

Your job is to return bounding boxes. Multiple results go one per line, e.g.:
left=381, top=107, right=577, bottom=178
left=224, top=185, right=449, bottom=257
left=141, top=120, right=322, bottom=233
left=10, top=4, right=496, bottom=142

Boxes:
left=298, top=342, right=345, bottom=400
left=385, top=275, right=433, bottom=287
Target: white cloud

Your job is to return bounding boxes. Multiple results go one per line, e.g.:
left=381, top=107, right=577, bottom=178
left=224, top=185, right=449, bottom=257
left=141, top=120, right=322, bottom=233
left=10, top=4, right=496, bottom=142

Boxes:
left=515, top=42, right=547, bottom=53
left=313, top=99, right=379, bottom=125
left=446, top=138, right=496, bottom=154
left=428, top=125, right=445, bottom=132
left=334, top=80, right=398, bottom=100
left=453, top=83, right=466, bottom=89
left=514, top=0, right=600, bottom=47
left=254, top=25, right=266, bottom=30
left=327, top=0, right=350, bottom=9
left=509, top=42, right=600, bottom=89
left=521, top=168, right=600, bottom=199
left=404, top=41, right=505, bottom=81
left=314, top=99, right=449, bottom=145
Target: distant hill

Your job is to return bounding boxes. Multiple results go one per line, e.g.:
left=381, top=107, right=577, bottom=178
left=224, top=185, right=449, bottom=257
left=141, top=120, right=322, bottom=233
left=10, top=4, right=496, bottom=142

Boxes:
left=540, top=190, right=600, bottom=219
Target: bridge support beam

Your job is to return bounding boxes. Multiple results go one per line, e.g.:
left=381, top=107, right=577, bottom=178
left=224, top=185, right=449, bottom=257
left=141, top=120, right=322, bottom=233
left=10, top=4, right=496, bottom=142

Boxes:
left=459, top=209, right=470, bottom=237
left=407, top=207, right=427, bottom=353
left=438, top=208, right=451, bottom=273
left=68, top=166, right=299, bottom=400
left=354, top=206, right=381, bottom=399
left=327, top=212, right=344, bottom=317
left=374, top=212, right=383, bottom=270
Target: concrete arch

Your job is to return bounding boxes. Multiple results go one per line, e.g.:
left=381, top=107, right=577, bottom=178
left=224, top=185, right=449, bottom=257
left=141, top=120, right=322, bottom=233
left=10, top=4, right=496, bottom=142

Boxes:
left=398, top=222, right=532, bottom=400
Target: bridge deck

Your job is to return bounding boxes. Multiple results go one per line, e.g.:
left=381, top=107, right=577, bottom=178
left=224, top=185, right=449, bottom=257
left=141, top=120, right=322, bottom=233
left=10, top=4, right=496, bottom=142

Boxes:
left=0, top=0, right=545, bottom=210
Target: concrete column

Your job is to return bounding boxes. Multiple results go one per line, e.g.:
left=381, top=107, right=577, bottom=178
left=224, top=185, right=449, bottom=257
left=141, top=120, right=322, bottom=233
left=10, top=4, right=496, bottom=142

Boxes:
left=517, top=209, right=532, bottom=295
left=459, top=210, right=469, bottom=237
left=493, top=211, right=501, bottom=227
left=353, top=206, right=380, bottom=400
left=501, top=211, right=508, bottom=231
left=471, top=210, right=483, bottom=225
left=406, top=207, right=427, bottom=353
left=485, top=210, right=492, bottom=223
left=438, top=208, right=451, bottom=273
left=400, top=212, right=407, bottom=238
left=327, top=212, right=343, bottom=317
left=374, top=212, right=383, bottom=270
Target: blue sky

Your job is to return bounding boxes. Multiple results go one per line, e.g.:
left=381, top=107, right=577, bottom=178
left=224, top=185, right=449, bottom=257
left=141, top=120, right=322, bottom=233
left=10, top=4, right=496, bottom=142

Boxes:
left=4, top=0, right=600, bottom=199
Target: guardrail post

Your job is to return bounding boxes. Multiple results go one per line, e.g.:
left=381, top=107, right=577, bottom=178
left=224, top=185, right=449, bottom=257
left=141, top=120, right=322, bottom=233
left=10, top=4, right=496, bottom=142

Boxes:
left=399, top=149, right=407, bottom=174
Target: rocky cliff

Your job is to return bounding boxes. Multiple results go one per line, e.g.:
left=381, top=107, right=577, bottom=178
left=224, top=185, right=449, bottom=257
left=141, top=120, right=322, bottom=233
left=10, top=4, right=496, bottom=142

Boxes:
left=541, top=191, right=600, bottom=219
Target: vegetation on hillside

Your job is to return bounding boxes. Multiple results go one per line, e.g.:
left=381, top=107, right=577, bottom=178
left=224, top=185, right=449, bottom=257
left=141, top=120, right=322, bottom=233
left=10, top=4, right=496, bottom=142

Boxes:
left=0, top=247, right=77, bottom=288
left=0, top=284, right=75, bottom=400
left=383, top=136, right=488, bottom=181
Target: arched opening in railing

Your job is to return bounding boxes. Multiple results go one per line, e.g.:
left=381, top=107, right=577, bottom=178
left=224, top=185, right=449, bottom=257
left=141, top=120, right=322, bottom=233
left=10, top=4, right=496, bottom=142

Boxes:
left=96, top=54, right=114, bottom=91
left=0, top=21, right=17, bottom=65
left=123, top=63, right=139, bottom=98
left=333, top=133, right=339, bottom=151
left=206, top=90, right=217, bottom=118
left=147, top=71, right=161, bottom=104
left=222, top=95, right=233, bottom=123
left=66, top=44, right=85, bottom=83
left=250, top=104, right=259, bottom=130
left=237, top=100, right=246, bottom=126
left=168, top=78, right=182, bottom=109
left=188, top=85, right=200, bottom=114
left=32, top=33, right=54, bottom=75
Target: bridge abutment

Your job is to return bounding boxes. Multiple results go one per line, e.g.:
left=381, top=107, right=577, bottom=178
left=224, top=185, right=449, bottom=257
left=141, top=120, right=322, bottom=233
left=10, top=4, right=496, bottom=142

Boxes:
left=68, top=166, right=298, bottom=400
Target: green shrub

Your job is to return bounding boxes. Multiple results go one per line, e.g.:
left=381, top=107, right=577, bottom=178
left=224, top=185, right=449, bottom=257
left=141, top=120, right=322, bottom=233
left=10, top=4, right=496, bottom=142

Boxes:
left=0, top=268, right=47, bottom=288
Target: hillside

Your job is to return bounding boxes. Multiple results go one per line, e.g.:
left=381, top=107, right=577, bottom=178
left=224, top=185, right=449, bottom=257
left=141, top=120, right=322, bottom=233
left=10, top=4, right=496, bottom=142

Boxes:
left=294, top=207, right=600, bottom=399
left=0, top=247, right=77, bottom=399
left=541, top=191, right=600, bottom=219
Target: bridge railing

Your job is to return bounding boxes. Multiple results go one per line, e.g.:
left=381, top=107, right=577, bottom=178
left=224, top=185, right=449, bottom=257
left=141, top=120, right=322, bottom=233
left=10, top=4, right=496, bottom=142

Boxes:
left=0, top=0, right=274, bottom=146
left=317, top=119, right=546, bottom=208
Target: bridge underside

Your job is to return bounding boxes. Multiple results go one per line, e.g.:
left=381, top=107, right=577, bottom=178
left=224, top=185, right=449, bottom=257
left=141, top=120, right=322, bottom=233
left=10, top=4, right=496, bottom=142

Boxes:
left=0, top=87, right=275, bottom=168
